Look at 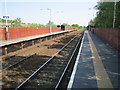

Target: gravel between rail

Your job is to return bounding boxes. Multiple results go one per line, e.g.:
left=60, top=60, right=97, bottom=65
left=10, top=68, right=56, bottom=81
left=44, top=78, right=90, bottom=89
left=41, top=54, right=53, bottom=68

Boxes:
left=1, top=30, right=84, bottom=88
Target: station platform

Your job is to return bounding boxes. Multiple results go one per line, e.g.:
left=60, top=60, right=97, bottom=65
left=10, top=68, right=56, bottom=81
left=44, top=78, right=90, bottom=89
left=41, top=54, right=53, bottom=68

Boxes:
left=68, top=30, right=120, bottom=89
left=0, top=30, right=73, bottom=47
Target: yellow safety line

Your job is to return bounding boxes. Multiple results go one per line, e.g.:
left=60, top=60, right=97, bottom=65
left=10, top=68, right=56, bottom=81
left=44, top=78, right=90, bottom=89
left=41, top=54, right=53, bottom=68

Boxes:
left=87, top=31, right=114, bottom=89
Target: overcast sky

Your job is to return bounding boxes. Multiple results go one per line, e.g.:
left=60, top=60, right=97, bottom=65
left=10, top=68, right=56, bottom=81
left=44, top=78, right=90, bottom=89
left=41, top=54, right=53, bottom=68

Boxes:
left=0, top=0, right=99, bottom=26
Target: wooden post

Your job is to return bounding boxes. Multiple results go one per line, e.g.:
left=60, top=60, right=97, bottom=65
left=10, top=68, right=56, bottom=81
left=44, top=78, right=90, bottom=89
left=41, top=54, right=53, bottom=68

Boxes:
left=32, top=40, right=34, bottom=45
left=5, top=47, right=8, bottom=55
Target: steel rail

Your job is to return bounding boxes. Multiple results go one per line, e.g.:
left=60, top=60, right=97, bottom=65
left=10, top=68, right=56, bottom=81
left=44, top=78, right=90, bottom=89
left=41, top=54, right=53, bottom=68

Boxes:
left=4, top=54, right=35, bottom=70
left=1, top=30, right=72, bottom=57
left=2, top=55, right=16, bottom=61
left=15, top=35, right=78, bottom=90
left=3, top=39, right=59, bottom=70
left=1, top=34, right=56, bottom=61
left=2, top=32, right=69, bottom=69
left=55, top=33, right=83, bottom=89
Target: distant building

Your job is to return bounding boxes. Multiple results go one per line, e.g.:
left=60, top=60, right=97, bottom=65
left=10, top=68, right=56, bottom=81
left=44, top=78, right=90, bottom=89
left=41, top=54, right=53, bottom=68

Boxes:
left=21, top=24, right=28, bottom=27
left=0, top=23, right=29, bottom=27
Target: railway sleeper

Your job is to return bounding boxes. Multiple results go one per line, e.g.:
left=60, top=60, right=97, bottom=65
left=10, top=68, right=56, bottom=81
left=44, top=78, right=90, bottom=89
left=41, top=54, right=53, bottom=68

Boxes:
left=39, top=75, right=58, bottom=79
left=25, top=80, right=56, bottom=88
left=49, top=62, right=67, bottom=66
left=40, top=70, right=60, bottom=76
left=29, top=77, right=60, bottom=88
left=48, top=64, right=66, bottom=67
left=45, top=67, right=64, bottom=72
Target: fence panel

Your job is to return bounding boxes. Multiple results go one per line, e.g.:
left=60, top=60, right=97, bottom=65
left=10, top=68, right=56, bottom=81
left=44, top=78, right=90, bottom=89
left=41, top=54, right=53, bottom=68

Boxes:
left=94, top=28, right=120, bottom=51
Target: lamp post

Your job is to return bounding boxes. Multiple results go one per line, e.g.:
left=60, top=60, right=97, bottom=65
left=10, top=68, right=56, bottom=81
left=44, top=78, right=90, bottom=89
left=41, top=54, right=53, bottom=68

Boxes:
left=88, top=8, right=95, bottom=26
left=5, top=0, right=9, bottom=40
left=56, top=11, right=63, bottom=25
left=113, top=0, right=116, bottom=28
left=40, top=8, right=52, bottom=33
left=88, top=7, right=97, bottom=30
left=47, top=8, right=52, bottom=33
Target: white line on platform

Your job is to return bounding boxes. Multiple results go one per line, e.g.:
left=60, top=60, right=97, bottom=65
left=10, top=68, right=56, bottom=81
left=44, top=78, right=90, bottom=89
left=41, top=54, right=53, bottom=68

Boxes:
left=67, top=30, right=86, bottom=89
left=0, top=30, right=74, bottom=47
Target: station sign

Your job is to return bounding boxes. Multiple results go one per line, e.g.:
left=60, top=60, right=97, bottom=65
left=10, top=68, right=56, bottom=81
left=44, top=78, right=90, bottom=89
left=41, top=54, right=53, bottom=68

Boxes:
left=3, top=16, right=9, bottom=19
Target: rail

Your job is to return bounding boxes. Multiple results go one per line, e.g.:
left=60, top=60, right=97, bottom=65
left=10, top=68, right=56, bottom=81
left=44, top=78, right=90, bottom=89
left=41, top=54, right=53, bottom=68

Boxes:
left=15, top=33, right=83, bottom=89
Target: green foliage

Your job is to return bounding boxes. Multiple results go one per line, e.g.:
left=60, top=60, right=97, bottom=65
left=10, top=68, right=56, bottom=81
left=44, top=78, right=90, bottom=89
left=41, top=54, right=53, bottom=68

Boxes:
left=72, top=24, right=79, bottom=27
left=62, top=23, right=85, bottom=30
left=46, top=20, right=57, bottom=27
left=12, top=17, right=22, bottom=27
left=115, top=1, right=120, bottom=28
left=0, top=17, right=22, bottom=27
left=62, top=23, right=71, bottom=28
left=0, top=17, right=47, bottom=27
left=26, top=23, right=45, bottom=27
left=71, top=24, right=84, bottom=30
left=0, top=17, right=85, bottom=29
left=0, top=18, right=15, bottom=23
left=93, top=1, right=120, bottom=28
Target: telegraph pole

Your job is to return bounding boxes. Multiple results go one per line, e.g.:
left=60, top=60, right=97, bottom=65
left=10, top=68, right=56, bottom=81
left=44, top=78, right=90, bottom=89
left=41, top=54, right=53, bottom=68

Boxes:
left=40, top=8, right=52, bottom=33
left=48, top=8, right=52, bottom=33
left=113, top=0, right=116, bottom=28
left=5, top=0, right=9, bottom=40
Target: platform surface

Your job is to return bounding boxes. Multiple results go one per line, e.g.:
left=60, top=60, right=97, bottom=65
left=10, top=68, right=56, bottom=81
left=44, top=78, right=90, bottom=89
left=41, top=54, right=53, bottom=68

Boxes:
left=68, top=30, right=120, bottom=89
left=0, top=30, right=73, bottom=47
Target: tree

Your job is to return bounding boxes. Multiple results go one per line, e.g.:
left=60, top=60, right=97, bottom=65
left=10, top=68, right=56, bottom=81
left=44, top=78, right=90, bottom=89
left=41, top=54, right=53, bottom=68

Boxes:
left=62, top=23, right=71, bottom=27
left=46, top=21, right=57, bottom=27
left=93, top=1, right=120, bottom=28
left=71, top=24, right=84, bottom=30
left=13, top=17, right=22, bottom=27
left=62, top=23, right=84, bottom=30
left=72, top=24, right=79, bottom=27
left=115, top=1, right=120, bottom=28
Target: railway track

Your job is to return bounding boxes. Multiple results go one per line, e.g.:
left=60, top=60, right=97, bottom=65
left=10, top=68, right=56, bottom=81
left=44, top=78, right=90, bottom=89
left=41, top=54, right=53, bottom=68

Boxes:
left=2, top=30, right=84, bottom=89
left=1, top=31, right=68, bottom=56
left=15, top=33, right=83, bottom=89
left=2, top=55, right=33, bottom=70
left=1, top=33, right=73, bottom=70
